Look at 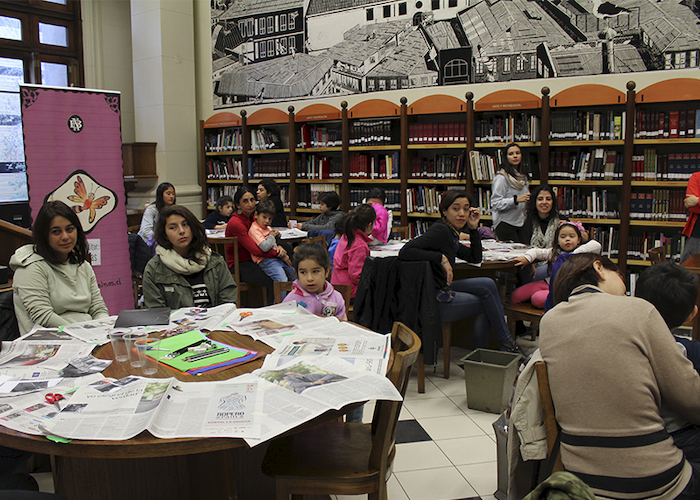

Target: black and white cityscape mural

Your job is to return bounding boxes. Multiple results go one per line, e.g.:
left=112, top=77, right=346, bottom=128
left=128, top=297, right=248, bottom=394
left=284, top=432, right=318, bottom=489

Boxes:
left=211, top=0, right=700, bottom=107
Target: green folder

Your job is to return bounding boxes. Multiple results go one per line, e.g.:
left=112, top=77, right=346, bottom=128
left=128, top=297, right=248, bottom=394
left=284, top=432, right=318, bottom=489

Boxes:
left=155, top=330, right=249, bottom=373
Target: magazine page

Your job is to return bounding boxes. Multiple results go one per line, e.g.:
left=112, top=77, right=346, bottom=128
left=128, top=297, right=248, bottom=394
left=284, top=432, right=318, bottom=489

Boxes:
left=41, top=376, right=173, bottom=441
left=20, top=327, right=89, bottom=344
left=148, top=378, right=262, bottom=439
left=61, top=317, right=118, bottom=344
left=0, top=373, right=103, bottom=435
left=0, top=341, right=94, bottom=378
left=262, top=332, right=391, bottom=375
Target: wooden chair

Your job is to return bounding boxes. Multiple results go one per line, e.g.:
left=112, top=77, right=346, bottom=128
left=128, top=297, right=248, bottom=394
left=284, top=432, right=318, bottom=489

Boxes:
left=207, top=236, right=268, bottom=307
left=273, top=281, right=352, bottom=314
left=505, top=303, right=545, bottom=340
left=534, top=361, right=563, bottom=474
left=390, top=226, right=410, bottom=241
left=300, top=235, right=327, bottom=250
left=648, top=245, right=667, bottom=264
left=261, top=322, right=421, bottom=500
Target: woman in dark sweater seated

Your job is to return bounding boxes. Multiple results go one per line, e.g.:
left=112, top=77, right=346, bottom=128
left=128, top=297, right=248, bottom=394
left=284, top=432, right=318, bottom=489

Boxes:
left=256, top=179, right=286, bottom=228
left=398, top=190, right=521, bottom=353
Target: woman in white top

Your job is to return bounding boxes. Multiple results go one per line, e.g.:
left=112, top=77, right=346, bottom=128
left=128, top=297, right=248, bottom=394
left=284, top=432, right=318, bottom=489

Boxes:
left=490, top=143, right=530, bottom=242
left=137, top=182, right=176, bottom=243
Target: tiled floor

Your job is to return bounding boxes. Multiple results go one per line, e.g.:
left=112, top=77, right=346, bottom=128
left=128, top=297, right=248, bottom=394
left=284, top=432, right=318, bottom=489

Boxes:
left=31, top=346, right=505, bottom=500
left=334, top=346, right=503, bottom=500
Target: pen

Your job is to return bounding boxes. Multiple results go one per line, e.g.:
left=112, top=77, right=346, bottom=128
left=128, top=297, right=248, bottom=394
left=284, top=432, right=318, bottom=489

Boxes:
left=164, top=339, right=209, bottom=359
left=182, top=347, right=228, bottom=362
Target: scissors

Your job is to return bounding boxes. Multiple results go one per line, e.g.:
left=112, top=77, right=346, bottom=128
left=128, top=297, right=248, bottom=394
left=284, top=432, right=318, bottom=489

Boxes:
left=239, top=312, right=252, bottom=322
left=45, top=393, right=64, bottom=411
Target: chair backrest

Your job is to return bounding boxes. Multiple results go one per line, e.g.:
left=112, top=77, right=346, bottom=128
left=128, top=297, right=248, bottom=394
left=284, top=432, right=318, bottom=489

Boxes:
left=301, top=235, right=327, bottom=250
left=0, top=219, right=32, bottom=268
left=648, top=245, right=667, bottom=264
left=274, top=281, right=352, bottom=316
left=207, top=235, right=238, bottom=279
left=534, top=361, right=563, bottom=473
left=390, top=226, right=410, bottom=241
left=368, top=322, right=421, bottom=483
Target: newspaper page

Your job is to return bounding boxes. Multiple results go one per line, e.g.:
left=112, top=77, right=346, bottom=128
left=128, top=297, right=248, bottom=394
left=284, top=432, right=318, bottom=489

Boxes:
left=0, top=373, right=102, bottom=435
left=262, top=332, right=391, bottom=375
left=246, top=357, right=401, bottom=445
left=148, top=379, right=261, bottom=439
left=0, top=340, right=94, bottom=378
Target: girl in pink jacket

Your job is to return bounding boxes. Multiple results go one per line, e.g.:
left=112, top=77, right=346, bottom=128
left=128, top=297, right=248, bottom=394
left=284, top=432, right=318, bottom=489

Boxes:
left=331, top=204, right=376, bottom=300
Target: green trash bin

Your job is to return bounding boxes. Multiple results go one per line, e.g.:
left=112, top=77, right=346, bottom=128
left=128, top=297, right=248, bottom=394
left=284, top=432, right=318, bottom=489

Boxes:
left=460, top=349, right=521, bottom=414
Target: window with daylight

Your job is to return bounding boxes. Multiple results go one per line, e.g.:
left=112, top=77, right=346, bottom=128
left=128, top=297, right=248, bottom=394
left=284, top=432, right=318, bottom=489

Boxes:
left=0, top=0, right=82, bottom=204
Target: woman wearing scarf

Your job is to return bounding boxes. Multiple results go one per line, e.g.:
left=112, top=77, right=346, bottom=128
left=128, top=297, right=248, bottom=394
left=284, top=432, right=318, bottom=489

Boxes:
left=491, top=143, right=530, bottom=242
left=143, top=205, right=237, bottom=309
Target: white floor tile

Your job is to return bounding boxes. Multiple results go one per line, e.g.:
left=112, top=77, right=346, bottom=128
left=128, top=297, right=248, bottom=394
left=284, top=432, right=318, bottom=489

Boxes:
left=393, top=441, right=452, bottom=472
left=467, top=411, right=501, bottom=437
left=399, top=404, right=414, bottom=421
left=457, top=461, right=499, bottom=497
left=406, top=376, right=442, bottom=399
left=426, top=361, right=464, bottom=381
left=435, top=435, right=497, bottom=466
left=333, top=475, right=407, bottom=500
left=394, top=466, right=478, bottom=500
left=403, top=396, right=464, bottom=419
left=418, top=414, right=487, bottom=440
left=430, top=373, right=468, bottom=398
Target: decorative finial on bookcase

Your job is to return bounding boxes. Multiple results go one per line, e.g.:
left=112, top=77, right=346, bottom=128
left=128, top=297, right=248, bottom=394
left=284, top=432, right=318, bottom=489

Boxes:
left=288, top=105, right=294, bottom=113
left=341, top=101, right=347, bottom=109
left=240, top=110, right=247, bottom=118
left=627, top=81, right=636, bottom=91
left=466, top=92, right=473, bottom=101
left=541, top=87, right=550, bottom=96
left=400, top=96, right=407, bottom=105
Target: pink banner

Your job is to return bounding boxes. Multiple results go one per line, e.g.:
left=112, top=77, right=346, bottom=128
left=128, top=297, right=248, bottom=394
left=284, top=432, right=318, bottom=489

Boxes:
left=20, top=85, right=133, bottom=314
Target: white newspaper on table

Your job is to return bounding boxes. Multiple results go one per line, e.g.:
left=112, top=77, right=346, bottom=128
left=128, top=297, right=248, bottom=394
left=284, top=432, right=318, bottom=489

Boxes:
left=262, top=329, right=391, bottom=375
left=481, top=240, right=529, bottom=261
left=246, top=356, right=401, bottom=446
left=41, top=375, right=263, bottom=441
left=0, top=374, right=102, bottom=435
left=0, top=340, right=94, bottom=379
left=276, top=228, right=307, bottom=240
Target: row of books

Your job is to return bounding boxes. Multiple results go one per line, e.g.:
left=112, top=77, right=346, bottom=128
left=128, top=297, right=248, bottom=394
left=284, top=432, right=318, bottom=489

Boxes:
left=626, top=231, right=684, bottom=262
left=297, top=124, right=342, bottom=148
left=348, top=188, right=401, bottom=211
left=548, top=149, right=623, bottom=180
left=635, top=109, right=700, bottom=139
left=475, top=113, right=541, bottom=143
left=630, top=190, right=687, bottom=221
left=206, top=157, right=243, bottom=180
left=205, top=128, right=243, bottom=152
left=408, top=219, right=430, bottom=238
left=247, top=157, right=290, bottom=179
left=631, top=150, right=700, bottom=181
left=297, top=155, right=343, bottom=180
left=408, top=122, right=467, bottom=144
left=296, top=185, right=340, bottom=210
left=474, top=187, right=492, bottom=216
left=250, top=127, right=282, bottom=150
left=469, top=150, right=540, bottom=181
left=555, top=187, right=620, bottom=219
left=349, top=120, right=397, bottom=146
left=409, top=152, right=467, bottom=179
left=206, top=185, right=290, bottom=208
left=549, top=110, right=626, bottom=141
left=590, top=226, right=619, bottom=259
left=406, top=186, right=446, bottom=214
left=349, top=152, right=400, bottom=179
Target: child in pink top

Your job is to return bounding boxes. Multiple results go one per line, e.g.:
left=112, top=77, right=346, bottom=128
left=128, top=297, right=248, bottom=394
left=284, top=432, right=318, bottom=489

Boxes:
left=283, top=243, right=347, bottom=320
left=367, top=187, right=389, bottom=243
left=248, top=199, right=295, bottom=282
left=331, top=204, right=376, bottom=299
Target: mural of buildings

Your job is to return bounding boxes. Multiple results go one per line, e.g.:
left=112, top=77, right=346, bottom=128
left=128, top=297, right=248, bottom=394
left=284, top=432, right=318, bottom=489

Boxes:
left=210, top=0, right=700, bottom=106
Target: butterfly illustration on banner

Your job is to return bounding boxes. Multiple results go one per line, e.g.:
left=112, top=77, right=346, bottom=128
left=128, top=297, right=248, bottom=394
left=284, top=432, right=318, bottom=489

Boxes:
left=45, top=170, right=118, bottom=233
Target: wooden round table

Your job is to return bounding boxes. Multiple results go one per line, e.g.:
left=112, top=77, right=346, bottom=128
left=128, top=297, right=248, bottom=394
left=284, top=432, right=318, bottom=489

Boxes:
left=0, top=331, right=341, bottom=500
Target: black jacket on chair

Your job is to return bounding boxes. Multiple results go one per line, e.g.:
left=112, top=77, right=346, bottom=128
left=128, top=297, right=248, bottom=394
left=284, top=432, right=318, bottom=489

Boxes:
left=354, top=257, right=444, bottom=364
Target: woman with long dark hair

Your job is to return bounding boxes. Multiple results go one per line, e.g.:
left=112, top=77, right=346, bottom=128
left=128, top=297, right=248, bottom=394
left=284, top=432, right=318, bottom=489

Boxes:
left=540, top=253, right=700, bottom=500
left=138, top=182, right=176, bottom=243
left=490, top=143, right=530, bottom=242
left=256, top=178, right=286, bottom=228
left=399, top=190, right=521, bottom=353
left=142, top=205, right=237, bottom=308
left=9, top=201, right=108, bottom=334
left=520, top=184, right=562, bottom=281
left=226, top=186, right=286, bottom=301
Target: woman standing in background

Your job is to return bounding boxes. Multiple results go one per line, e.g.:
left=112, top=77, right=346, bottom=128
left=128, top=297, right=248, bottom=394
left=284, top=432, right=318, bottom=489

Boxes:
left=138, top=182, right=176, bottom=243
left=490, top=143, right=529, bottom=242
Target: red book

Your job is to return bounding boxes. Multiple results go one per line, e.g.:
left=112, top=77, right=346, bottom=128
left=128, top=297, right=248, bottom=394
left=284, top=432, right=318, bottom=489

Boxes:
left=669, top=110, right=680, bottom=138
left=679, top=110, right=687, bottom=138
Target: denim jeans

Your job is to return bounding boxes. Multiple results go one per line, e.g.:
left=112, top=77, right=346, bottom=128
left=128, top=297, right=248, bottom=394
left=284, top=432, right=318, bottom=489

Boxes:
left=438, top=276, right=512, bottom=348
left=259, top=257, right=296, bottom=282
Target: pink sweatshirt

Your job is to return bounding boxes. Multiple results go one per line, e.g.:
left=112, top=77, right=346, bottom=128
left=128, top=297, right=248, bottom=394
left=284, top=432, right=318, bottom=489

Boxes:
left=370, top=202, right=389, bottom=243
left=331, top=229, right=372, bottom=298
left=282, top=280, right=347, bottom=320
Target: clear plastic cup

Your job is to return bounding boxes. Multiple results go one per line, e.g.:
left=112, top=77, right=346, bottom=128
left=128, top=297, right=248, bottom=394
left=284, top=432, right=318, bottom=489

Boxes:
left=135, top=338, right=161, bottom=376
left=108, top=331, right=129, bottom=362
left=124, top=332, right=148, bottom=368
